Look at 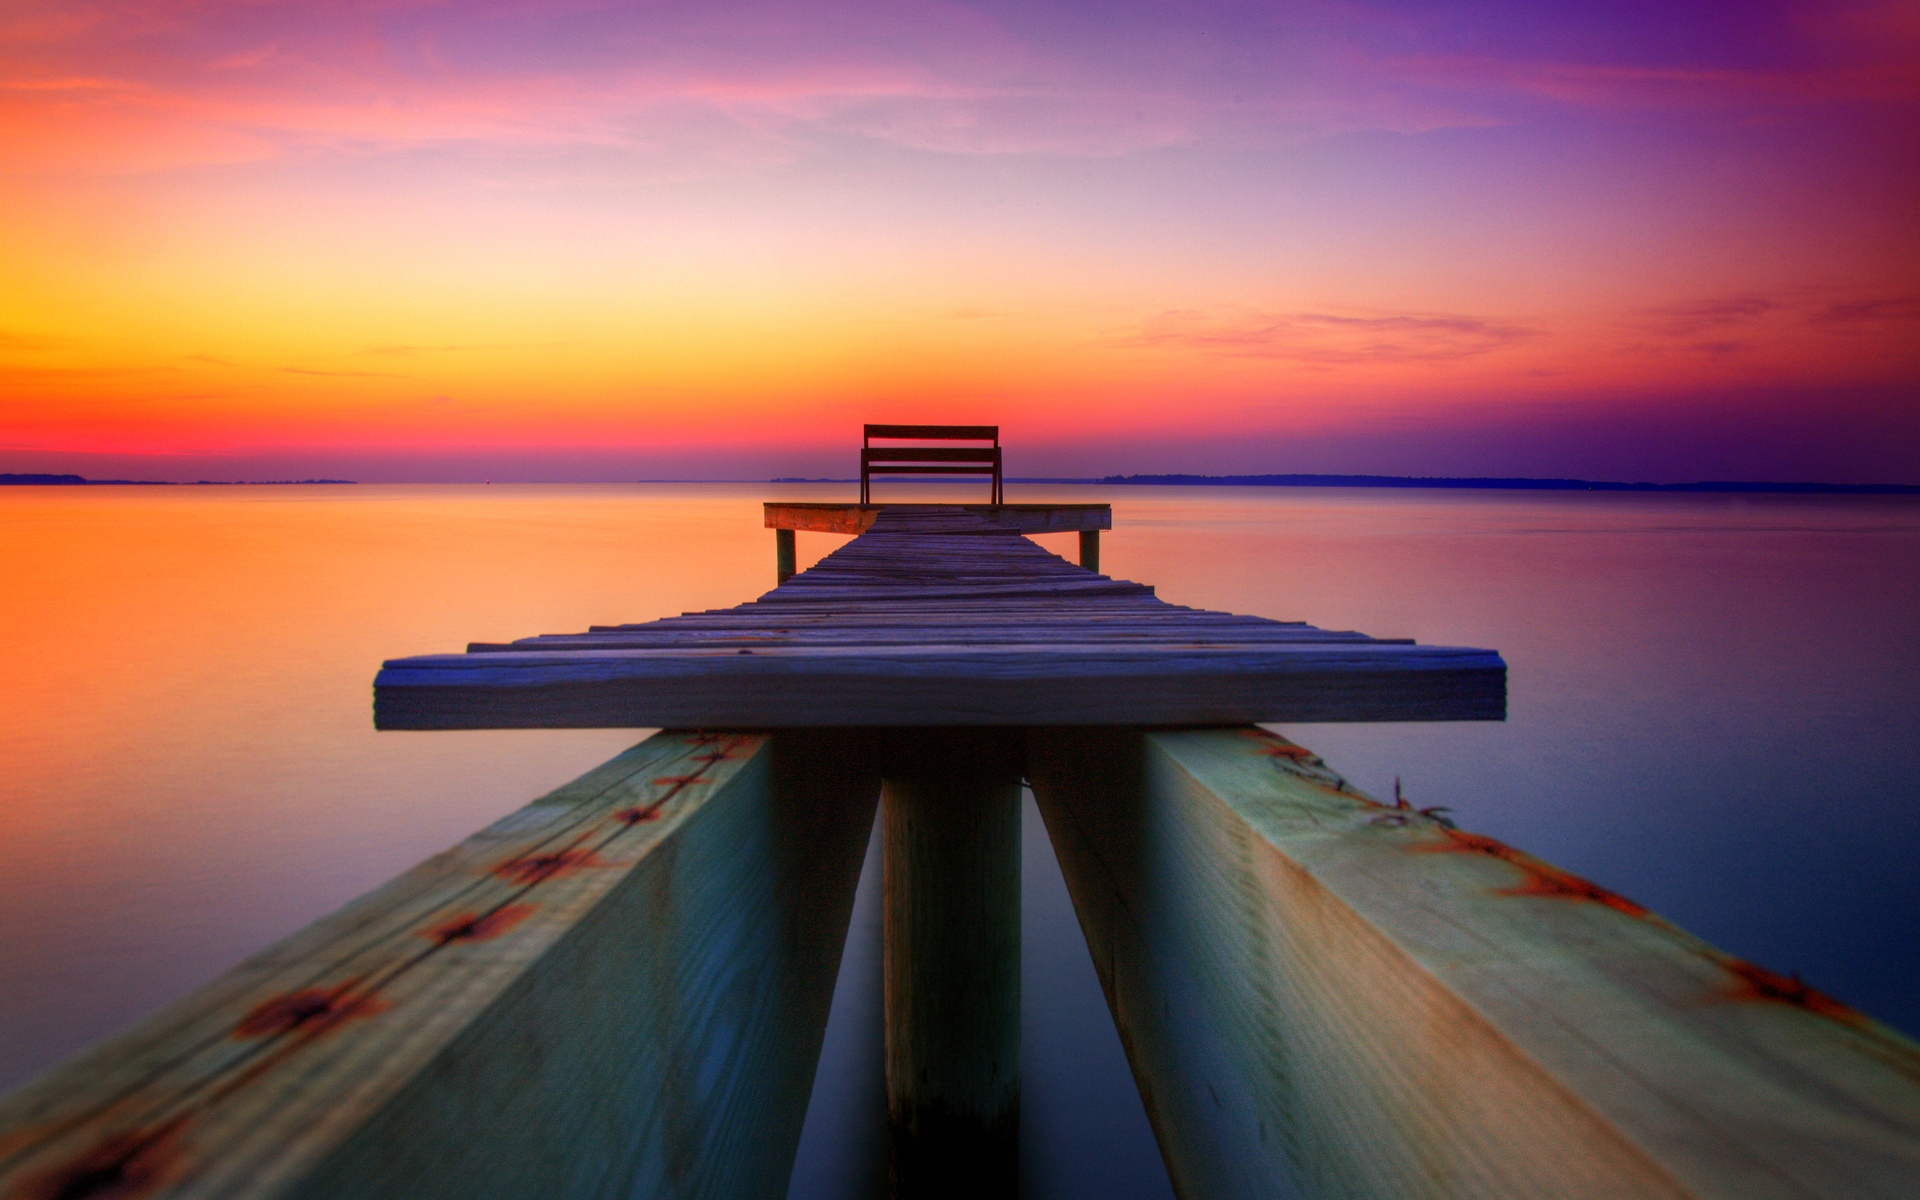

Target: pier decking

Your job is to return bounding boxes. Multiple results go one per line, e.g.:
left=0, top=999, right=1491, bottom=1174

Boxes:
left=375, top=505, right=1506, bottom=729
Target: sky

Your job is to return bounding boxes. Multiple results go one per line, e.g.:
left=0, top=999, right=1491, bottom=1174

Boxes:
left=1, top=0, right=1916, bottom=482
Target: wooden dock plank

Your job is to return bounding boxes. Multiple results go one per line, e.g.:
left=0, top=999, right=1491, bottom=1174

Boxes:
left=1027, top=726, right=1920, bottom=1200
left=764, top=503, right=1110, bottom=535
left=375, top=506, right=1506, bottom=728
left=0, top=730, right=880, bottom=1200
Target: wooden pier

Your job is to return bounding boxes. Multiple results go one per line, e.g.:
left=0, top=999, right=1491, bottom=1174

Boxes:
left=4, top=493, right=1918, bottom=1200
left=373, top=505, right=1505, bottom=730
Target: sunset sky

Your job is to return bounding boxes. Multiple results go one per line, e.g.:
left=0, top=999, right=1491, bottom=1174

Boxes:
left=2, top=0, right=1915, bottom=482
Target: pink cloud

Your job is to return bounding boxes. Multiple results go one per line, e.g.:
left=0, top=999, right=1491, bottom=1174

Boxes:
left=33, top=0, right=1843, bottom=178
left=1124, top=308, right=1541, bottom=365
left=1391, top=55, right=1920, bottom=111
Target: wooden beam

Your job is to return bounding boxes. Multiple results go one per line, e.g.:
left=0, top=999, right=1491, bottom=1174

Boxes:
left=879, top=731, right=1023, bottom=1196
left=376, top=647, right=1506, bottom=729
left=862, top=465, right=999, bottom=476
left=0, top=730, right=881, bottom=1200
left=968, top=505, right=1111, bottom=535
left=1078, top=529, right=1099, bottom=573
left=383, top=506, right=1504, bottom=728
left=765, top=503, right=881, bottom=535
left=776, top=527, right=797, bottom=584
left=864, top=425, right=998, bottom=442
left=763, top=503, right=1111, bottom=535
left=862, top=448, right=1002, bottom=464
left=1026, top=727, right=1920, bottom=1200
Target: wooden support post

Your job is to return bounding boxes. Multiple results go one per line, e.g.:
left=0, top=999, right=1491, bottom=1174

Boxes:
left=879, top=730, right=1023, bottom=1199
left=1027, top=727, right=1920, bottom=1200
left=0, top=730, right=881, bottom=1200
left=1078, top=528, right=1099, bottom=573
left=777, top=527, right=798, bottom=583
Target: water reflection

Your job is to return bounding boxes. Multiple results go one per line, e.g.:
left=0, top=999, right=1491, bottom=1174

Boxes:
left=2, top=482, right=1915, bottom=1192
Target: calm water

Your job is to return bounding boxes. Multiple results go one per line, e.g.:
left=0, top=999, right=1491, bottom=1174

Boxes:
left=4, top=483, right=1918, bottom=1195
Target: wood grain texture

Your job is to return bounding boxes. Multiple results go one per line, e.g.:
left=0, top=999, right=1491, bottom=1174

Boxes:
left=864, top=425, right=999, bottom=441
left=0, top=730, right=881, bottom=1200
left=878, top=731, right=1023, bottom=1197
left=861, top=448, right=1002, bottom=464
left=775, top=528, right=796, bottom=584
left=379, top=505, right=1504, bottom=728
left=1026, top=726, right=1920, bottom=1200
left=762, top=503, right=1111, bottom=535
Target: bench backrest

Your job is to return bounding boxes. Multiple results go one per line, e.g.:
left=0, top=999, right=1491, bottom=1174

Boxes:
left=861, top=425, right=1002, bottom=504
left=865, top=425, right=999, bottom=444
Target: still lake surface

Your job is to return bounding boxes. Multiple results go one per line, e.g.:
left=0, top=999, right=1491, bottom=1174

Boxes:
left=4, top=482, right=1917, bottom=1196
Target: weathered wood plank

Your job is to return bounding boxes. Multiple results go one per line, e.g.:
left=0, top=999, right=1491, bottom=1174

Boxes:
left=1026, top=726, right=1920, bottom=1200
left=763, top=503, right=1110, bottom=535
left=862, top=448, right=1000, bottom=464
left=864, top=424, right=999, bottom=440
left=374, top=649, right=1506, bottom=729
left=0, top=730, right=881, bottom=1200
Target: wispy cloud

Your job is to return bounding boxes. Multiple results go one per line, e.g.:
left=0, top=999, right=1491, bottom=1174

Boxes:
left=281, top=366, right=406, bottom=378
left=358, top=343, right=494, bottom=357
left=1634, top=290, right=1920, bottom=344
left=17, top=0, right=1907, bottom=183
left=0, top=76, right=134, bottom=91
left=1635, top=294, right=1784, bottom=338
left=0, top=330, right=66, bottom=350
left=1123, top=308, right=1540, bottom=364
left=1816, top=295, right=1920, bottom=325
left=1390, top=56, right=1920, bottom=112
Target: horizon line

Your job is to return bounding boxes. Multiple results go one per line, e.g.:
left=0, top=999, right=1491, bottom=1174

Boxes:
left=8, top=471, right=1920, bottom=494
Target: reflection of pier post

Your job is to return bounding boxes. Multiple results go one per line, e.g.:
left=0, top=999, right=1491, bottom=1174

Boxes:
left=880, top=730, right=1023, bottom=1198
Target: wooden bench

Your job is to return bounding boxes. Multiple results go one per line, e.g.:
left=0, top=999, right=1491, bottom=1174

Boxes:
left=860, top=424, right=1002, bottom=504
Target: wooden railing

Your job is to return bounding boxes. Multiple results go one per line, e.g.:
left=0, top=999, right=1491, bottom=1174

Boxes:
left=1029, top=727, right=1920, bottom=1199
left=5, top=726, right=1916, bottom=1198
left=0, top=732, right=881, bottom=1200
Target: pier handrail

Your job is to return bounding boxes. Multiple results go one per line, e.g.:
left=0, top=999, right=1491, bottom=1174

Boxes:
left=861, top=424, right=1002, bottom=504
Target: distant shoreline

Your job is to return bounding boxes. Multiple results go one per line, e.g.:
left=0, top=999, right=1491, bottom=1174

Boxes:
left=776, top=474, right=1920, bottom=494
left=0, top=474, right=357, bottom=486
left=1089, top=474, right=1920, bottom=495
left=7, top=473, right=1911, bottom=494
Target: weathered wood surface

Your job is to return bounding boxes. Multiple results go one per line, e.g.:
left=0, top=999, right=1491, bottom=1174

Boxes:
left=878, top=731, right=1023, bottom=1197
left=763, top=502, right=1111, bottom=536
left=1027, top=726, right=1920, bottom=1200
left=864, top=424, right=999, bottom=440
left=376, top=506, right=1505, bottom=729
left=775, top=528, right=797, bottom=584
left=860, top=424, right=1002, bottom=504
left=0, top=730, right=880, bottom=1200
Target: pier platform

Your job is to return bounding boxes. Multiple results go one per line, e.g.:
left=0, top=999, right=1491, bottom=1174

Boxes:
left=374, top=505, right=1506, bottom=729
left=762, top=500, right=1110, bottom=535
